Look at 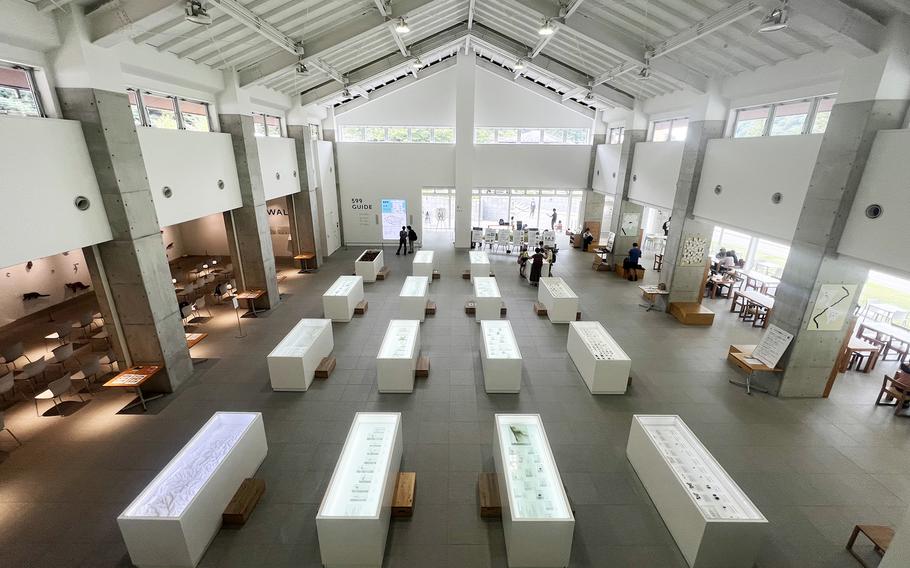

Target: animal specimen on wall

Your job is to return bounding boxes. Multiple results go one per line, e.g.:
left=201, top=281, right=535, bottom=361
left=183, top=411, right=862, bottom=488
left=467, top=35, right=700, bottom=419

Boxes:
left=66, top=282, right=91, bottom=293
left=26, top=261, right=33, bottom=271
left=22, top=292, right=50, bottom=301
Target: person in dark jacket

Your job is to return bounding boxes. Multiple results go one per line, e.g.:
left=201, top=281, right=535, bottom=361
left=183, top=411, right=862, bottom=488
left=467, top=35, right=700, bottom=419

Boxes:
left=396, top=226, right=407, bottom=255
left=407, top=225, right=418, bottom=253
left=582, top=228, right=594, bottom=251
left=529, top=248, right=545, bottom=285
left=623, top=242, right=642, bottom=281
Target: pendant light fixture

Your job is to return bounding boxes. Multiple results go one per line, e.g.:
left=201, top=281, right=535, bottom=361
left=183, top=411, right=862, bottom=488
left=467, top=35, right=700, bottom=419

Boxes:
left=759, top=1, right=790, bottom=33
left=395, top=18, right=410, bottom=34
left=538, top=19, right=556, bottom=36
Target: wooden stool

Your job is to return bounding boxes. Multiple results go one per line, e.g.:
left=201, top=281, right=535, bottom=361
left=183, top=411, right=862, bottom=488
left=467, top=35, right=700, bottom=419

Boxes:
left=415, top=356, right=430, bottom=378
left=392, top=472, right=416, bottom=518
left=462, top=270, right=471, bottom=280
left=425, top=301, right=437, bottom=315
left=533, top=302, right=547, bottom=316
left=846, top=524, right=893, bottom=567
left=315, top=356, right=336, bottom=379
left=478, top=472, right=501, bottom=519
left=222, top=478, right=265, bottom=527
left=376, top=266, right=390, bottom=280
left=354, top=300, right=368, bottom=315
left=432, top=270, right=441, bottom=280
left=465, top=300, right=476, bottom=314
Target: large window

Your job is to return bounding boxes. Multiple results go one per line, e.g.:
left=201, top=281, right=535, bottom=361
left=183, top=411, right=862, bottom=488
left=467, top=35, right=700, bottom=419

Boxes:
left=421, top=188, right=456, bottom=231
left=470, top=188, right=585, bottom=233
left=340, top=125, right=455, bottom=143
left=128, top=88, right=212, bottom=132
left=732, top=94, right=836, bottom=138
left=859, top=271, right=910, bottom=326
left=650, top=117, right=688, bottom=142
left=0, top=63, right=42, bottom=117
left=608, top=127, right=625, bottom=145
left=710, top=225, right=790, bottom=276
left=474, top=127, right=590, bottom=145
left=254, top=112, right=282, bottom=137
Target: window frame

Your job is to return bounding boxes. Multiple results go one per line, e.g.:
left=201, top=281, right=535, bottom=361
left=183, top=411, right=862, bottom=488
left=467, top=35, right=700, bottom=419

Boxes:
left=608, top=126, right=625, bottom=145
left=473, top=126, right=591, bottom=145
left=253, top=112, right=282, bottom=137
left=732, top=94, right=836, bottom=139
left=0, top=61, right=45, bottom=118
left=649, top=117, right=687, bottom=142
left=129, top=88, right=213, bottom=132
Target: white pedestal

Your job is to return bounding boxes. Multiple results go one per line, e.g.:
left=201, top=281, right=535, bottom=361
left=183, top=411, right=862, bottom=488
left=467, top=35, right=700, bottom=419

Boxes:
left=538, top=278, right=578, bottom=323
left=118, top=413, right=267, bottom=568
left=317, top=413, right=403, bottom=568
left=354, top=250, right=384, bottom=283
left=323, top=276, right=365, bottom=322
left=399, top=276, right=429, bottom=322
left=376, top=320, right=420, bottom=393
left=469, top=250, right=492, bottom=281
left=267, top=319, right=333, bottom=391
left=493, top=414, right=574, bottom=568
left=481, top=320, right=522, bottom=393
left=525, top=261, right=550, bottom=284
left=626, top=416, right=767, bottom=568
left=413, top=250, right=434, bottom=281
left=474, top=277, right=502, bottom=322
left=567, top=322, right=631, bottom=394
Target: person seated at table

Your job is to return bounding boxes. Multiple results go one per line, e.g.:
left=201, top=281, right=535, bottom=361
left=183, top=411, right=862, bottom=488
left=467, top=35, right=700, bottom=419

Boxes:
left=623, top=243, right=643, bottom=281
left=517, top=246, right=529, bottom=277
left=581, top=228, right=594, bottom=251
left=729, top=249, right=739, bottom=264
left=720, top=252, right=736, bottom=272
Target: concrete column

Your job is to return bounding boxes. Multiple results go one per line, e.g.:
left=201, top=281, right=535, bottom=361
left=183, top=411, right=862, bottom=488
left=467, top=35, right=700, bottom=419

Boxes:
left=286, top=124, right=324, bottom=266
left=454, top=52, right=476, bottom=248
left=582, top=113, right=608, bottom=238
left=608, top=129, right=647, bottom=264
left=764, top=20, right=910, bottom=397
left=220, top=114, right=280, bottom=309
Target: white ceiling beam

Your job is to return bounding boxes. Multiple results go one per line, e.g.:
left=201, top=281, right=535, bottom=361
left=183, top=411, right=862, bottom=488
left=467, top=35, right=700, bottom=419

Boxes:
left=389, top=23, right=411, bottom=57
left=35, top=0, right=73, bottom=12
left=335, top=55, right=457, bottom=113
left=308, top=59, right=345, bottom=84
left=373, top=0, right=391, bottom=18
left=348, top=85, right=370, bottom=99
left=468, top=0, right=476, bottom=29
left=591, top=61, right=638, bottom=87
left=560, top=86, right=586, bottom=101
left=208, top=0, right=300, bottom=55
left=647, top=1, right=763, bottom=60
left=87, top=0, right=178, bottom=47
left=880, top=0, right=910, bottom=16
left=755, top=0, right=884, bottom=56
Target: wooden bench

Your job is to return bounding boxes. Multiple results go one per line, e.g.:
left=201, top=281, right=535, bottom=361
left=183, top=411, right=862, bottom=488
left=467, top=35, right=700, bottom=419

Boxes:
left=478, top=472, right=501, bottom=519
left=314, top=356, right=336, bottom=379
left=615, top=265, right=645, bottom=280
left=354, top=300, right=368, bottom=315
left=376, top=266, right=391, bottom=280
left=464, top=300, right=507, bottom=316
left=425, top=301, right=437, bottom=316
left=392, top=472, right=416, bottom=518
left=846, top=524, right=893, bottom=567
left=415, top=356, right=430, bottom=378
left=533, top=302, right=548, bottom=316
left=222, top=478, right=265, bottom=527
left=669, top=302, right=715, bottom=326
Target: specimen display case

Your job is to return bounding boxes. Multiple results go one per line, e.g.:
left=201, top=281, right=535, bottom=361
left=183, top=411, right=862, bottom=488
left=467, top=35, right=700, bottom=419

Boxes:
left=323, top=275, right=365, bottom=322
left=473, top=277, right=502, bottom=322
left=376, top=320, right=420, bottom=393
left=537, top=277, right=579, bottom=323
left=354, top=249, right=384, bottom=283
left=481, top=320, right=522, bottom=393
left=399, top=276, right=429, bottom=322
left=267, top=318, right=333, bottom=391
left=412, top=250, right=435, bottom=280
left=469, top=250, right=492, bottom=281
left=567, top=321, right=631, bottom=394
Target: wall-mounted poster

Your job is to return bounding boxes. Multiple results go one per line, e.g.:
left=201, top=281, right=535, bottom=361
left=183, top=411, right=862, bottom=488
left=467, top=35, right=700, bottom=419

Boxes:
left=380, top=199, right=407, bottom=240
left=680, top=234, right=708, bottom=266
left=808, top=284, right=857, bottom=331
left=620, top=213, right=640, bottom=237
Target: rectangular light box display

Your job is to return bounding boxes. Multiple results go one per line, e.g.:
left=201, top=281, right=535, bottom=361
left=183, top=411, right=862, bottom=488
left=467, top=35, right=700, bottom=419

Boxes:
left=381, top=199, right=407, bottom=240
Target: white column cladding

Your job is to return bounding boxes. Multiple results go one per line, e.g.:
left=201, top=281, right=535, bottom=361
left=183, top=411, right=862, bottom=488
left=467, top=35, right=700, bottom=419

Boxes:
left=454, top=52, right=476, bottom=249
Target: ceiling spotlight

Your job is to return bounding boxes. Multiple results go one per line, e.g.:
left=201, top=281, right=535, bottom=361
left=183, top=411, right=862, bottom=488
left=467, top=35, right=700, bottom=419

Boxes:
left=411, top=58, right=424, bottom=69
left=514, top=58, right=527, bottom=70
left=759, top=1, right=789, bottom=33
left=341, top=88, right=352, bottom=98
left=638, top=65, right=651, bottom=79
left=184, top=0, right=212, bottom=25
left=395, top=18, right=411, bottom=34
left=584, top=91, right=594, bottom=102
left=295, top=61, right=308, bottom=74
left=538, top=19, right=556, bottom=36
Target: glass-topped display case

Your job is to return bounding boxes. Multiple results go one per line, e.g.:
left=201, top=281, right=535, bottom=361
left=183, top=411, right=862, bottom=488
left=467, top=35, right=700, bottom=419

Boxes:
left=376, top=320, right=421, bottom=393
left=400, top=276, right=428, bottom=297
left=474, top=276, right=500, bottom=298
left=473, top=277, right=502, bottom=322
left=567, top=321, right=631, bottom=394
left=267, top=318, right=333, bottom=391
left=399, top=276, right=429, bottom=321
left=412, top=250, right=435, bottom=280
left=482, top=320, right=520, bottom=359
left=481, top=321, right=522, bottom=393
left=539, top=277, right=577, bottom=299
left=469, top=250, right=491, bottom=280
left=324, top=275, right=361, bottom=296
left=538, top=277, right=579, bottom=323
left=323, top=275, right=364, bottom=322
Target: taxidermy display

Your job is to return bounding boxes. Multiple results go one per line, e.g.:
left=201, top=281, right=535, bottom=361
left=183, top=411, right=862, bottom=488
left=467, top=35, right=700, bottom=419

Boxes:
left=22, top=292, right=50, bottom=301
left=166, top=242, right=175, bottom=250
left=66, top=282, right=91, bottom=292
left=26, top=261, right=33, bottom=271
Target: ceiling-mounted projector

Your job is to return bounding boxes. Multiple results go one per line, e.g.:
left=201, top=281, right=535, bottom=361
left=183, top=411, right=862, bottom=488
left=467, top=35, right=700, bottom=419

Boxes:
left=185, top=1, right=213, bottom=25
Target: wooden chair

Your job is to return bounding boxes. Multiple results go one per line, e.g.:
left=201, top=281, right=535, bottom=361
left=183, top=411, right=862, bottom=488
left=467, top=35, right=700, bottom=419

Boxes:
left=846, top=524, right=893, bottom=567
left=875, top=372, right=910, bottom=415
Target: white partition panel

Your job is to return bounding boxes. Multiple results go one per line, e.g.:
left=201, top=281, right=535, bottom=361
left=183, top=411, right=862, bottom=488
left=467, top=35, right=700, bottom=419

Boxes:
left=118, top=412, right=267, bottom=568
left=138, top=128, right=242, bottom=228
left=593, top=143, right=622, bottom=195
left=267, top=319, right=333, bottom=391
left=0, top=116, right=112, bottom=269
left=628, top=141, right=685, bottom=210
left=257, top=136, right=301, bottom=200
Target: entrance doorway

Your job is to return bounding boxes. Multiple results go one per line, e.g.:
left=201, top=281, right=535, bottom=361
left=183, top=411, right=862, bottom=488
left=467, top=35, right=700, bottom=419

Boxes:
left=422, top=188, right=455, bottom=237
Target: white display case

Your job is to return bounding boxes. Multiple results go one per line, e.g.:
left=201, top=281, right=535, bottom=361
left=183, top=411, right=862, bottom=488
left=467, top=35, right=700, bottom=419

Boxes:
left=627, top=416, right=767, bottom=568
left=399, top=276, right=429, bottom=322
left=118, top=412, right=267, bottom=568
left=323, top=275, right=365, bottom=322
left=567, top=321, right=631, bottom=394
left=469, top=250, right=492, bottom=281
left=376, top=320, right=420, bottom=393
left=412, top=250, right=435, bottom=281
left=267, top=318, right=333, bottom=391
left=481, top=320, right=522, bottom=393
left=473, top=277, right=502, bottom=322
left=493, top=414, right=574, bottom=568
left=317, top=413, right=403, bottom=568
left=538, top=277, right=578, bottom=323
left=354, top=250, right=384, bottom=283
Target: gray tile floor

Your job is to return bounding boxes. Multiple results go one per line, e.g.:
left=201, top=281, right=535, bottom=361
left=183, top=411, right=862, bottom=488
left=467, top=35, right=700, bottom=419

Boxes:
left=1, top=232, right=908, bottom=567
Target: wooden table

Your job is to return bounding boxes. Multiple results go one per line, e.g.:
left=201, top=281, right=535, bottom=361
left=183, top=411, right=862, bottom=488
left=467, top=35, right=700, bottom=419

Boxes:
left=706, top=274, right=736, bottom=299
left=856, top=320, right=910, bottom=361
left=236, top=290, right=266, bottom=318
left=294, top=253, right=316, bottom=274
left=185, top=332, right=208, bottom=349
left=726, top=345, right=782, bottom=395
left=638, top=285, right=669, bottom=312
left=739, top=270, right=780, bottom=295
left=839, top=337, right=881, bottom=373
left=103, top=365, right=163, bottom=411
left=731, top=290, right=775, bottom=327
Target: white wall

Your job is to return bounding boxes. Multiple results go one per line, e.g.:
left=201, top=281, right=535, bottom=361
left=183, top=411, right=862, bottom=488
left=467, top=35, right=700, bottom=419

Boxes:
left=336, top=143, right=455, bottom=244
left=592, top=144, right=622, bottom=195
left=475, top=67, right=592, bottom=128
left=266, top=198, right=294, bottom=257
left=316, top=141, right=342, bottom=254
left=694, top=135, right=822, bottom=241
left=137, top=128, right=243, bottom=228
left=473, top=145, right=590, bottom=188
left=0, top=116, right=112, bottom=270
left=175, top=214, right=231, bottom=257
left=257, top=137, right=301, bottom=200
left=335, top=67, right=456, bottom=126
left=161, top=225, right=185, bottom=261
left=0, top=250, right=94, bottom=327
left=627, top=141, right=685, bottom=210
left=839, top=129, right=910, bottom=273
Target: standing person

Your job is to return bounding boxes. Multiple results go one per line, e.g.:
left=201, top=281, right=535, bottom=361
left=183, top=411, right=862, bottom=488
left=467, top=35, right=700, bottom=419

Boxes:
left=518, top=246, right=530, bottom=277
left=529, top=248, right=545, bottom=286
left=425, top=210, right=430, bottom=224
left=546, top=245, right=556, bottom=276
left=396, top=226, right=408, bottom=255
left=624, top=242, right=642, bottom=281
left=582, top=228, right=594, bottom=251
left=550, top=208, right=557, bottom=230
left=407, top=225, right=418, bottom=253
left=662, top=216, right=671, bottom=237
left=530, top=200, right=536, bottom=218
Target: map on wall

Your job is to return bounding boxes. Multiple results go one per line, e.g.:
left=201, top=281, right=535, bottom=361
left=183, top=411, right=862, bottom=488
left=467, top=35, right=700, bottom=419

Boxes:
left=620, top=212, right=640, bottom=236
left=680, top=234, right=708, bottom=266
left=380, top=199, right=407, bottom=240
left=808, top=284, right=857, bottom=331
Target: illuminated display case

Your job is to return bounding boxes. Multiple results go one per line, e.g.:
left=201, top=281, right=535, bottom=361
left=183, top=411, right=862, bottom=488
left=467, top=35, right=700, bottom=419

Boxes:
left=493, top=414, right=574, bottom=567
left=469, top=250, right=492, bottom=281
left=376, top=320, right=420, bottom=393
left=323, top=275, right=365, bottom=322
left=317, top=412, right=403, bottom=568
left=354, top=249, right=384, bottom=283
left=267, top=318, right=333, bottom=391
left=626, top=415, right=767, bottom=568
left=481, top=320, right=522, bottom=393
left=538, top=277, right=579, bottom=323
left=412, top=250, right=435, bottom=281
left=567, top=321, right=631, bottom=394
left=399, top=276, right=429, bottom=322
left=473, top=277, right=502, bottom=322
left=118, top=412, right=267, bottom=568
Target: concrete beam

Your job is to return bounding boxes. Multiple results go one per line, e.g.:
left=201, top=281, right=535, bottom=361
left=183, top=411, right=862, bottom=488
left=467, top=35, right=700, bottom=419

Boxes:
left=755, top=0, right=884, bottom=56
left=87, top=0, right=179, bottom=47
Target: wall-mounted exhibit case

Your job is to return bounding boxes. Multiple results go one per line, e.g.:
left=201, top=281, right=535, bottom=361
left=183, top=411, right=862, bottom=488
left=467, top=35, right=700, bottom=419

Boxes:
left=537, top=277, right=579, bottom=323
left=323, top=275, right=365, bottom=322
left=481, top=320, right=522, bottom=393
left=469, top=250, right=492, bottom=281
left=267, top=318, right=333, bottom=391
left=473, top=277, right=502, bottom=322
left=354, top=250, right=384, bottom=283
left=376, top=320, right=420, bottom=393
left=493, top=414, right=574, bottom=567
left=317, top=412, right=403, bottom=568
left=399, top=276, right=429, bottom=322
left=626, top=415, right=767, bottom=568
left=412, top=250, right=435, bottom=281
left=118, top=412, right=267, bottom=568
left=567, top=321, right=631, bottom=394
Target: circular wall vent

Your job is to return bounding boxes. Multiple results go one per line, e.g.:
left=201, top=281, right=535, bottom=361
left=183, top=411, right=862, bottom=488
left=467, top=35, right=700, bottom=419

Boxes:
left=74, top=196, right=91, bottom=211
left=865, top=203, right=883, bottom=219
left=771, top=192, right=783, bottom=204
left=714, top=184, right=722, bottom=195
left=162, top=186, right=173, bottom=198
left=217, top=179, right=225, bottom=189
